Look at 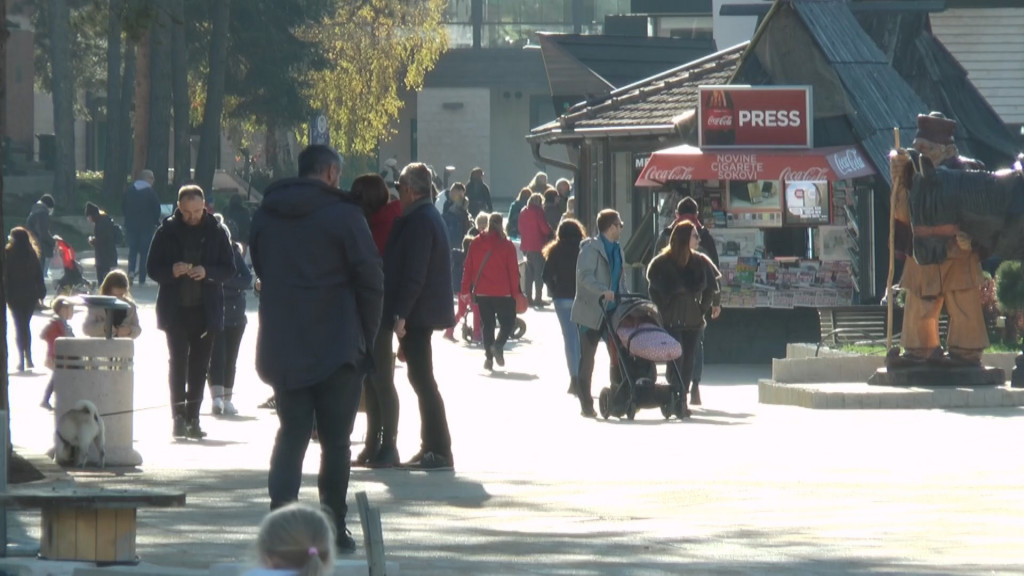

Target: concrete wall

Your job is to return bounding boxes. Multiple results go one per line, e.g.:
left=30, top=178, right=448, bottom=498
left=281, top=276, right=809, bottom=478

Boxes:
left=5, top=29, right=35, bottom=150
left=33, top=91, right=87, bottom=169
left=416, top=88, right=491, bottom=195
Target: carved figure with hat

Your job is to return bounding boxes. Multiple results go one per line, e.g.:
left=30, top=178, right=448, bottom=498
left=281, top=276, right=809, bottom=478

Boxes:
left=887, top=111, right=989, bottom=369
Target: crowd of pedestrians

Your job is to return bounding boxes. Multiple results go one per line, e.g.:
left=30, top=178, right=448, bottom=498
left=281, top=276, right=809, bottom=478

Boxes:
left=6, top=151, right=727, bottom=558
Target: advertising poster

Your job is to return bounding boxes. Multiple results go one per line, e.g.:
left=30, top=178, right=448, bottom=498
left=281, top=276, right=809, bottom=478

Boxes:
left=714, top=229, right=761, bottom=259
left=817, top=226, right=851, bottom=261
left=784, top=180, right=831, bottom=225
left=726, top=180, right=783, bottom=228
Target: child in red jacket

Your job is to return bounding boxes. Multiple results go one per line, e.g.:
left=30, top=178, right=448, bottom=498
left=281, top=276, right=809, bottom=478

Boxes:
left=40, top=296, right=75, bottom=409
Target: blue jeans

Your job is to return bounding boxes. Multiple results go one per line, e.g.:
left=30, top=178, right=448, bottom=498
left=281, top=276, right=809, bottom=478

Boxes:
left=554, top=298, right=580, bottom=378
left=128, top=228, right=153, bottom=282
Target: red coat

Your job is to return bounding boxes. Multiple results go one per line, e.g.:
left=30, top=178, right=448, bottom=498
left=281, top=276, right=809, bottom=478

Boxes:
left=460, top=231, right=521, bottom=297
left=518, top=204, right=551, bottom=252
left=368, top=200, right=401, bottom=256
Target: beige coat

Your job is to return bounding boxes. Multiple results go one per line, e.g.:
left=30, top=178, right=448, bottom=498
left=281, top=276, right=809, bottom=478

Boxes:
left=82, top=299, right=142, bottom=339
left=571, top=236, right=628, bottom=330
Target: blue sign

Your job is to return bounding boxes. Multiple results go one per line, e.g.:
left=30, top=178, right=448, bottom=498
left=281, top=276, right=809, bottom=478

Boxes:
left=310, top=113, right=330, bottom=145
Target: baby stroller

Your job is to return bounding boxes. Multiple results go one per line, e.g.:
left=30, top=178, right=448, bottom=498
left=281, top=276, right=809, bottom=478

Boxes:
left=50, top=236, right=93, bottom=306
left=597, top=294, right=680, bottom=421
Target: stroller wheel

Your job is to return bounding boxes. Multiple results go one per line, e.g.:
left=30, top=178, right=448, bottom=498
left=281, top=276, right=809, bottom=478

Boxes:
left=625, top=401, right=636, bottom=421
left=511, top=317, right=527, bottom=339
left=660, top=401, right=673, bottom=420
left=598, top=388, right=610, bottom=420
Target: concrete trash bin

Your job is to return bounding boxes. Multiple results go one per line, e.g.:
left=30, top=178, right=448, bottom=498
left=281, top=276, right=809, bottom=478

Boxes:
left=53, top=337, right=142, bottom=467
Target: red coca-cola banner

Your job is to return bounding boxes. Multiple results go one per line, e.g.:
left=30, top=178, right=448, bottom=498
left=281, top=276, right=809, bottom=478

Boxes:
left=699, top=85, right=813, bottom=148
left=634, top=144, right=875, bottom=187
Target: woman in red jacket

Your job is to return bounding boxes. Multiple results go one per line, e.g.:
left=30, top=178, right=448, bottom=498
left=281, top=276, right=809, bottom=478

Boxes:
left=517, top=193, right=552, bottom=306
left=461, top=213, right=521, bottom=371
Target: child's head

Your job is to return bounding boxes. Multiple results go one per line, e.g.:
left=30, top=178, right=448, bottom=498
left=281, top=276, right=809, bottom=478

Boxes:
left=52, top=296, right=75, bottom=320
left=256, top=503, right=336, bottom=576
left=99, top=270, right=131, bottom=298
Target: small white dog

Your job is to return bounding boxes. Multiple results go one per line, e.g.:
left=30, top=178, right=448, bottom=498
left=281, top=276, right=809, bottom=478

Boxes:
left=53, top=400, right=106, bottom=468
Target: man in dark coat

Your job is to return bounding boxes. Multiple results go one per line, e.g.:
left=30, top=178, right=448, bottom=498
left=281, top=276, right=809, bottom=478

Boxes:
left=654, top=196, right=719, bottom=266
left=85, top=201, right=119, bottom=283
left=250, top=145, right=383, bottom=555
left=384, top=162, right=456, bottom=470
left=147, top=185, right=235, bottom=440
left=122, top=169, right=161, bottom=285
left=26, top=194, right=55, bottom=276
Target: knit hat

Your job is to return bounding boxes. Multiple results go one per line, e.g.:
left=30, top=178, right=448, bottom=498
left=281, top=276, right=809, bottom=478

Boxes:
left=916, top=112, right=956, bottom=145
left=40, top=194, right=55, bottom=209
left=84, top=201, right=100, bottom=218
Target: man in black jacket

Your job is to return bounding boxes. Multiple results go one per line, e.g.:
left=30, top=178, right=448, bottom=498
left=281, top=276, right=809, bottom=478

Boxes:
left=653, top=196, right=720, bottom=405
left=654, top=196, right=719, bottom=266
left=250, top=145, right=383, bottom=554
left=122, top=169, right=161, bottom=285
left=384, top=162, right=456, bottom=471
left=147, top=185, right=235, bottom=440
left=85, top=201, right=119, bottom=283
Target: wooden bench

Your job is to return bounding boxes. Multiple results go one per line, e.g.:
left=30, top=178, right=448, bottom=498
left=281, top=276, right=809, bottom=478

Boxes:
left=816, top=306, right=950, bottom=356
left=0, top=487, right=185, bottom=563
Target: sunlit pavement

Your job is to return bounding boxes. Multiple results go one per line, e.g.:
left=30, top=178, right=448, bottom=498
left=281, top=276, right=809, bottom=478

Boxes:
left=4, top=255, right=1024, bottom=574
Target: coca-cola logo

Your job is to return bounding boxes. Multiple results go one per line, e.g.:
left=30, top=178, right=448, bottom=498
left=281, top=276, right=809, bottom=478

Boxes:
left=780, top=166, right=829, bottom=181
left=830, top=149, right=867, bottom=177
left=643, top=165, right=695, bottom=181
left=706, top=110, right=733, bottom=128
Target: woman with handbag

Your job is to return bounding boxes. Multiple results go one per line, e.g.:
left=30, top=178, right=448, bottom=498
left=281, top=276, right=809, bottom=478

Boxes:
left=461, top=212, right=522, bottom=371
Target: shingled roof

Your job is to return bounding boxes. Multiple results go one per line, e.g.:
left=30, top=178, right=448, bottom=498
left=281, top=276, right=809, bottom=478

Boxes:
left=530, top=0, right=1017, bottom=183
left=528, top=42, right=746, bottom=143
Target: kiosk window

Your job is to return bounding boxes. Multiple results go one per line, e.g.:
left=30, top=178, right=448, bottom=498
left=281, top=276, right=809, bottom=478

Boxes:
left=763, top=227, right=808, bottom=258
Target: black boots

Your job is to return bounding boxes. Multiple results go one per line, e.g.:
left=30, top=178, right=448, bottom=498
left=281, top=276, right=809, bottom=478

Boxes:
left=690, top=381, right=702, bottom=406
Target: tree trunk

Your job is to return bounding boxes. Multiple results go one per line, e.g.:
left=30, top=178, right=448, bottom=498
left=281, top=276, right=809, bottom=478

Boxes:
left=120, top=38, right=137, bottom=192
left=170, top=0, right=190, bottom=192
left=195, top=0, right=230, bottom=196
left=2, top=0, right=11, bottom=414
left=48, top=0, right=76, bottom=202
left=102, top=0, right=125, bottom=204
left=131, top=27, right=151, bottom=183
left=146, top=5, right=172, bottom=200
left=265, top=120, right=294, bottom=178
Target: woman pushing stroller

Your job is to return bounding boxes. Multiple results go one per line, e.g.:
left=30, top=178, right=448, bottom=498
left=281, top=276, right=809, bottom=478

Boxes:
left=646, top=220, right=720, bottom=418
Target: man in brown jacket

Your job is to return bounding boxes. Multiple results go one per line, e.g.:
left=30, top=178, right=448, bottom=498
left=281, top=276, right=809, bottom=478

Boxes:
left=890, top=112, right=988, bottom=367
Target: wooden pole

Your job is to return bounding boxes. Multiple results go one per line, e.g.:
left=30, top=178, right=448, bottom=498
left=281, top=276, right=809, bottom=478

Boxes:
left=886, top=127, right=900, bottom=350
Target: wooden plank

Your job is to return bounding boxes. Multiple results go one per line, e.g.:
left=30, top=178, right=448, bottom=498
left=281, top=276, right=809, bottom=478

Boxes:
left=40, top=508, right=56, bottom=559
left=76, top=508, right=98, bottom=561
left=55, top=508, right=77, bottom=559
left=95, top=508, right=118, bottom=562
left=356, top=492, right=386, bottom=576
left=114, top=508, right=136, bottom=562
left=0, top=488, right=185, bottom=509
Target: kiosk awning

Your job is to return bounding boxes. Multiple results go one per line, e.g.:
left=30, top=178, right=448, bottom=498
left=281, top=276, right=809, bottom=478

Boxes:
left=635, top=144, right=876, bottom=187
